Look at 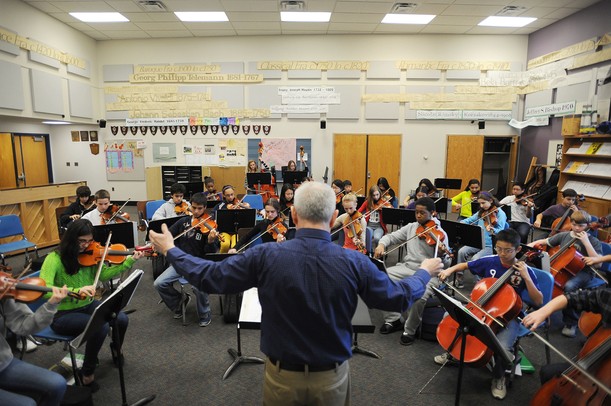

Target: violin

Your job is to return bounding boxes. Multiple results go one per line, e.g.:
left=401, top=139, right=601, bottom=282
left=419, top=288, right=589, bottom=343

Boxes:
left=416, top=220, right=453, bottom=258
left=481, top=206, right=498, bottom=230
left=83, top=195, right=96, bottom=212
left=0, top=271, right=82, bottom=302
left=267, top=217, right=288, bottom=240
left=78, top=241, right=132, bottom=267
left=336, top=191, right=345, bottom=205
left=530, top=325, right=610, bottom=406
left=344, top=211, right=366, bottom=254
left=437, top=264, right=523, bottom=367
left=101, top=203, right=131, bottom=224
left=191, top=216, right=225, bottom=243
left=174, top=201, right=192, bottom=216
left=227, top=198, right=249, bottom=210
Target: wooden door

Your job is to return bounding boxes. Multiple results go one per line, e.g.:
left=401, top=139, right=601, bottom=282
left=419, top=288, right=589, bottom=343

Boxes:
left=333, top=134, right=401, bottom=197
left=13, top=134, right=50, bottom=187
left=333, top=134, right=367, bottom=193
left=366, top=135, right=401, bottom=195
left=0, top=133, right=16, bottom=190
left=446, top=135, right=484, bottom=198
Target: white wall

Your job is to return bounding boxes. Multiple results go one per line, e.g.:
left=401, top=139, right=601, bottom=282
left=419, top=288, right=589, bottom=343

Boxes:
left=0, top=0, right=528, bottom=201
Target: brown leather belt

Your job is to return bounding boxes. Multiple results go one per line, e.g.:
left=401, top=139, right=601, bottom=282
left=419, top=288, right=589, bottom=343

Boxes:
left=269, top=357, right=340, bottom=372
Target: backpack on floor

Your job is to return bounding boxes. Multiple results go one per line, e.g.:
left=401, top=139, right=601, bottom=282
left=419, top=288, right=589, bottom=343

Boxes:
left=417, top=296, right=446, bottom=341
left=61, top=385, right=93, bottom=406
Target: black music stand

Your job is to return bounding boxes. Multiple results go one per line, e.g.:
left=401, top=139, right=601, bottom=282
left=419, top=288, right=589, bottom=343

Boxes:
left=71, top=270, right=155, bottom=406
left=439, top=220, right=483, bottom=289
left=434, top=178, right=462, bottom=191
left=247, top=172, right=272, bottom=191
left=382, top=207, right=416, bottom=228
left=432, top=287, right=512, bottom=406
left=216, top=209, right=256, bottom=235
left=181, top=181, right=203, bottom=200
left=434, top=198, right=450, bottom=219
left=206, top=200, right=220, bottom=209
left=282, top=170, right=308, bottom=186
left=93, top=222, right=136, bottom=248
left=356, top=195, right=366, bottom=209
left=144, top=216, right=184, bottom=241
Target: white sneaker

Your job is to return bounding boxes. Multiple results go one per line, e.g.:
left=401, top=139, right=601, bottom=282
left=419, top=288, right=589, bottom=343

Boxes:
left=491, top=376, right=506, bottom=400
left=434, top=352, right=458, bottom=366
left=16, top=339, right=37, bottom=353
left=562, top=325, right=576, bottom=338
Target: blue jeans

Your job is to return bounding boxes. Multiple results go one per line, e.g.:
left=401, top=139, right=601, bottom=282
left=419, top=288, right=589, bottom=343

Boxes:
left=154, top=265, right=210, bottom=318
left=562, top=270, right=594, bottom=326
left=493, top=319, right=520, bottom=379
left=0, top=357, right=66, bottom=406
left=367, top=223, right=385, bottom=248
left=52, top=301, right=129, bottom=376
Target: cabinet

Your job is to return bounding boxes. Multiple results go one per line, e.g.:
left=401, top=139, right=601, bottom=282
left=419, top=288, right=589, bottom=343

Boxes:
left=146, top=166, right=210, bottom=200
left=558, top=117, right=611, bottom=236
left=445, top=135, right=519, bottom=198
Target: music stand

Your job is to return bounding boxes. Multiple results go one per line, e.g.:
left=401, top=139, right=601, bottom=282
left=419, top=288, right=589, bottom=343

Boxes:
left=434, top=198, right=450, bottom=217
left=216, top=209, right=256, bottom=234
left=432, top=287, right=512, bottom=406
left=246, top=172, right=272, bottom=191
left=382, top=208, right=416, bottom=228
left=282, top=170, right=308, bottom=186
left=206, top=200, right=220, bottom=209
left=439, top=220, right=483, bottom=289
left=434, top=178, right=462, bottom=190
left=145, top=216, right=184, bottom=241
left=71, top=270, right=155, bottom=406
left=356, top=195, right=366, bottom=209
left=93, top=222, right=137, bottom=248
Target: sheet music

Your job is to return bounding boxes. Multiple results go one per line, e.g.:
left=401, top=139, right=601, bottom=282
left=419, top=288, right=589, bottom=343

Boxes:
left=581, top=183, right=609, bottom=198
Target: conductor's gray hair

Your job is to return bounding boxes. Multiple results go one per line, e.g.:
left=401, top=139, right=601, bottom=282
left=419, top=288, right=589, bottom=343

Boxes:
left=294, top=182, right=336, bottom=224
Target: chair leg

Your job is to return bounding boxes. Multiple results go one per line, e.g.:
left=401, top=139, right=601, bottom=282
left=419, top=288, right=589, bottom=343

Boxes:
left=180, top=284, right=188, bottom=326
left=219, top=295, right=224, bottom=315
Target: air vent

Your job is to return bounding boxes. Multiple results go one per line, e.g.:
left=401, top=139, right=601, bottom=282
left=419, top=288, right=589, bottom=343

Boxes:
left=138, top=1, right=167, bottom=12
left=496, top=6, right=526, bottom=16
left=391, top=3, right=419, bottom=13
left=280, top=1, right=305, bottom=11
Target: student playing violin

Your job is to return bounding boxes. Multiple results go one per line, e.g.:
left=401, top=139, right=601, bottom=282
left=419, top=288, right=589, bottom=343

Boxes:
left=152, top=183, right=190, bottom=220
left=404, top=186, right=430, bottom=209
left=0, top=273, right=69, bottom=405
left=529, top=210, right=602, bottom=338
left=40, top=219, right=144, bottom=392
left=81, top=189, right=130, bottom=225
left=373, top=197, right=451, bottom=345
left=279, top=184, right=294, bottom=214
left=451, top=178, right=481, bottom=220
left=377, top=177, right=398, bottom=208
left=332, top=193, right=367, bottom=253
left=213, top=185, right=251, bottom=252
left=60, top=185, right=95, bottom=228
left=343, top=180, right=353, bottom=194
left=437, top=229, right=542, bottom=400
left=244, top=160, right=258, bottom=193
left=229, top=198, right=287, bottom=253
left=203, top=177, right=222, bottom=201
left=417, top=178, right=439, bottom=198
left=499, top=182, right=533, bottom=244
left=154, top=192, right=219, bottom=327
left=358, top=185, right=389, bottom=247
left=455, top=191, right=507, bottom=288
left=331, top=179, right=346, bottom=215
left=533, top=188, right=579, bottom=229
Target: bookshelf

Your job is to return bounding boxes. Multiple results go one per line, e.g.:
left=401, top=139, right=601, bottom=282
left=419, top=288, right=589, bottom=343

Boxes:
left=558, top=117, right=611, bottom=238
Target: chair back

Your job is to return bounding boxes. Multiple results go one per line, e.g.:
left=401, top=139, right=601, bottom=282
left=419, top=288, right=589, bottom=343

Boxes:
left=145, top=200, right=166, bottom=220
left=523, top=267, right=554, bottom=308
left=0, top=215, right=26, bottom=239
left=600, top=242, right=611, bottom=274
left=242, top=194, right=264, bottom=210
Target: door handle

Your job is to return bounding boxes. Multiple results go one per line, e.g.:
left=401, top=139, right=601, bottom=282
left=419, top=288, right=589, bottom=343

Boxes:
left=17, top=172, right=25, bottom=182
left=367, top=171, right=371, bottom=179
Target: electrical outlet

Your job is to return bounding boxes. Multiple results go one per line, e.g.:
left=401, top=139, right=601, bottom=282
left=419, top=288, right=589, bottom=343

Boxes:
left=66, top=162, right=70, bottom=166
left=112, top=187, right=115, bottom=191
left=74, top=162, right=78, bottom=166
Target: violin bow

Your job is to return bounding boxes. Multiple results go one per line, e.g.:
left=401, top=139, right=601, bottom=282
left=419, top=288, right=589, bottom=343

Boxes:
left=517, top=316, right=611, bottom=397
left=382, top=224, right=438, bottom=256
left=92, top=233, right=113, bottom=296
left=106, top=198, right=131, bottom=223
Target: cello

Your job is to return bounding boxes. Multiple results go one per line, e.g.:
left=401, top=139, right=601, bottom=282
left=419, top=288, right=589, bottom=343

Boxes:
left=436, top=265, right=523, bottom=367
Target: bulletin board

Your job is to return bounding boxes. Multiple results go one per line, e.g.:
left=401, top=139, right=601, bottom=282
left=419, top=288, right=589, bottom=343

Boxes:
left=183, top=138, right=247, bottom=166
left=105, top=139, right=145, bottom=180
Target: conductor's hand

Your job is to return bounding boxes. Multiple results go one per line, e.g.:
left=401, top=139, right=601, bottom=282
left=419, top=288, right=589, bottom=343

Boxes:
left=522, top=309, right=546, bottom=331
left=373, top=244, right=385, bottom=259
left=420, top=258, right=443, bottom=277
left=149, top=224, right=176, bottom=256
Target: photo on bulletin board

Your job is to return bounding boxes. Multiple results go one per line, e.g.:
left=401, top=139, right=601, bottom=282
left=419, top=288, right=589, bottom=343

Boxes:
left=90, top=131, right=98, bottom=142
left=71, top=131, right=80, bottom=142
left=80, top=131, right=89, bottom=142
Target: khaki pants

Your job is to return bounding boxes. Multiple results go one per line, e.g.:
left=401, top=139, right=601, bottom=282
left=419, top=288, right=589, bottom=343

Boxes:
left=263, top=358, right=351, bottom=406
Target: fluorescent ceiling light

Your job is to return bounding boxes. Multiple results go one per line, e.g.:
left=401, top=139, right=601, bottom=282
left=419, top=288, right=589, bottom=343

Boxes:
left=42, top=121, right=71, bottom=125
left=174, top=12, right=228, bottom=22
left=478, top=16, right=536, bottom=27
left=281, top=12, right=331, bottom=22
left=382, top=14, right=436, bottom=24
left=70, top=12, right=128, bottom=22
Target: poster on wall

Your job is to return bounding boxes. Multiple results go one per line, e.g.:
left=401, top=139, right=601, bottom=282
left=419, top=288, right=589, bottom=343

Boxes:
left=183, top=138, right=247, bottom=166
left=105, top=139, right=145, bottom=181
left=260, top=139, right=296, bottom=169
left=153, top=143, right=177, bottom=163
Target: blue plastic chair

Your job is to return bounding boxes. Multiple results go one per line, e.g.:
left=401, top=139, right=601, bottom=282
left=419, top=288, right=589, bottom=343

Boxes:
left=510, top=267, right=554, bottom=384
left=21, top=271, right=81, bottom=384
left=145, top=200, right=166, bottom=221
left=0, top=215, right=37, bottom=266
left=600, top=242, right=611, bottom=274
left=241, top=194, right=264, bottom=211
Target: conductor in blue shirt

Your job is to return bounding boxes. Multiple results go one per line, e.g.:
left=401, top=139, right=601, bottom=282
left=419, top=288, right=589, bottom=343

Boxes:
left=150, top=181, right=443, bottom=405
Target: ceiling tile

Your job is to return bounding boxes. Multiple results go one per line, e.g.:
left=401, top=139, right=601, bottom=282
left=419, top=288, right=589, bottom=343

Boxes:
left=86, top=22, right=141, bottom=31
left=103, top=30, right=151, bottom=39
left=328, top=23, right=378, bottom=32
left=334, top=2, right=392, bottom=13
left=441, top=4, right=505, bottom=16
left=466, top=26, right=520, bottom=35
left=161, top=0, right=224, bottom=11
left=543, top=8, right=582, bottom=19
left=104, top=0, right=142, bottom=12
left=330, top=12, right=384, bottom=23
left=419, top=25, right=471, bottom=34
left=133, top=22, right=186, bottom=30
left=226, top=12, right=280, bottom=22
left=235, top=30, right=281, bottom=36
left=147, top=30, right=194, bottom=38
left=374, top=24, right=425, bottom=33
left=24, top=1, right=63, bottom=13
left=182, top=22, right=234, bottom=30
left=47, top=1, right=116, bottom=12
left=190, top=29, right=241, bottom=36
left=220, top=0, right=278, bottom=12
left=81, top=30, right=111, bottom=40
left=429, top=15, right=483, bottom=26
left=231, top=21, right=282, bottom=30
left=121, top=12, right=154, bottom=22
left=146, top=12, right=182, bottom=22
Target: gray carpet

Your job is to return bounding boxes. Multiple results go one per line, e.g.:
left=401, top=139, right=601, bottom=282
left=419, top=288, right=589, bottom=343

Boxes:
left=6, top=215, right=585, bottom=405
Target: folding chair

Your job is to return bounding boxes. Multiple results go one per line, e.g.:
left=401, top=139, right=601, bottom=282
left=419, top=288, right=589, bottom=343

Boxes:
left=509, top=267, right=554, bottom=386
left=145, top=200, right=166, bottom=224
left=241, top=195, right=264, bottom=221
left=0, top=215, right=38, bottom=266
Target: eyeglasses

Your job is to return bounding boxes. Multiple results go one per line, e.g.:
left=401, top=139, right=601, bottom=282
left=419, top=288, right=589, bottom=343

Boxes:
left=494, top=246, right=515, bottom=254
left=78, top=238, right=94, bottom=245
